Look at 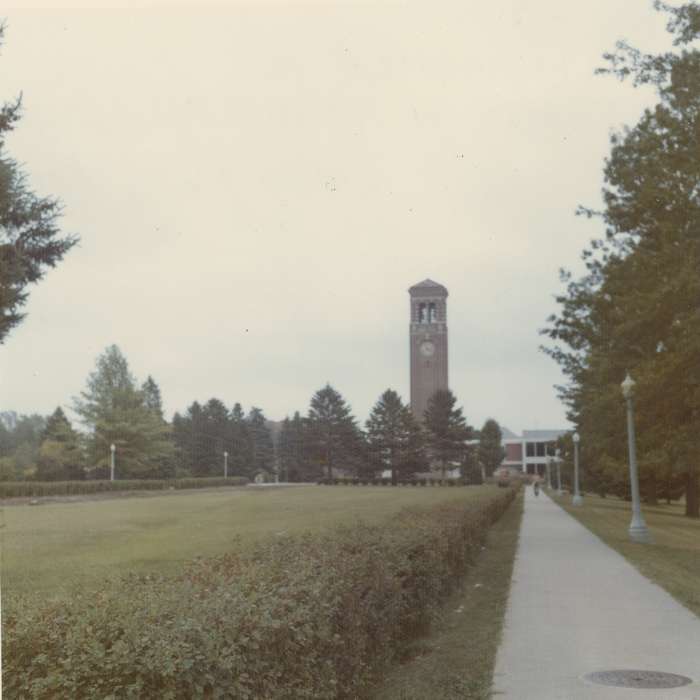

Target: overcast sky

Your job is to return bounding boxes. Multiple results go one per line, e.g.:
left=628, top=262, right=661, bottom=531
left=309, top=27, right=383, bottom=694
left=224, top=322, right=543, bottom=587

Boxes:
left=0, top=1, right=673, bottom=432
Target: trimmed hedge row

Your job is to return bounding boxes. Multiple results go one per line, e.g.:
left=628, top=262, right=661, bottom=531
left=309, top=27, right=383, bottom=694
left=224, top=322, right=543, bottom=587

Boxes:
left=4, top=485, right=519, bottom=699
left=318, top=477, right=468, bottom=487
left=0, top=476, right=248, bottom=499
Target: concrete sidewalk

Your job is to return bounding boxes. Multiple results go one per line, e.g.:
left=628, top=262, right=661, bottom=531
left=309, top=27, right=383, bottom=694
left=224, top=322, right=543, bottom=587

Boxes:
left=493, top=488, right=700, bottom=699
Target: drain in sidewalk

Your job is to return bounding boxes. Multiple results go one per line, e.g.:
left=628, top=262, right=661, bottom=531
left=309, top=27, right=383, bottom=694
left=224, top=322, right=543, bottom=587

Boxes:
left=584, top=670, right=692, bottom=689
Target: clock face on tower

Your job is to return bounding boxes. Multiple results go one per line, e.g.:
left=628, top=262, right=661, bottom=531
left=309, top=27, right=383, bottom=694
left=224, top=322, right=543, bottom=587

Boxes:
left=420, top=341, right=435, bottom=357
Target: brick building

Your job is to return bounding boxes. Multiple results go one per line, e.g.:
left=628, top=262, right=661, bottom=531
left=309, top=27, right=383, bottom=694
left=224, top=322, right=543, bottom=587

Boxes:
left=500, top=428, right=568, bottom=476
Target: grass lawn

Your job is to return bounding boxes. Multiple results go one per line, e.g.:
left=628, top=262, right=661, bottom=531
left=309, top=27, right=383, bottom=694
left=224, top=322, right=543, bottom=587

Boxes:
left=1, top=484, right=501, bottom=601
left=551, top=492, right=700, bottom=617
left=370, top=490, right=524, bottom=700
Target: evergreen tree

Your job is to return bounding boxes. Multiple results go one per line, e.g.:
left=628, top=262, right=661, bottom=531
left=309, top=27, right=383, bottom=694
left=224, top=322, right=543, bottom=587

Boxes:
left=365, top=389, right=427, bottom=484
left=0, top=25, right=78, bottom=343
left=247, top=407, right=275, bottom=478
left=478, top=419, right=505, bottom=477
left=36, top=407, right=85, bottom=481
left=141, top=376, right=164, bottom=420
left=278, top=412, right=314, bottom=481
left=423, top=389, right=472, bottom=477
left=306, top=384, right=361, bottom=479
left=230, top=403, right=254, bottom=477
left=73, top=345, right=174, bottom=479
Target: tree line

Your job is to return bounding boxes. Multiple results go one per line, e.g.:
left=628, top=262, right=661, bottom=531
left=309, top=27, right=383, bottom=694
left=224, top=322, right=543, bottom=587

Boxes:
left=0, top=344, right=506, bottom=483
left=542, top=2, right=700, bottom=517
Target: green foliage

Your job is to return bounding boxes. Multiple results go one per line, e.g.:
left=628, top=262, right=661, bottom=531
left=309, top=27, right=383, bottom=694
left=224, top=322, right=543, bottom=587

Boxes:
left=423, top=390, right=472, bottom=477
left=0, top=25, right=78, bottom=343
left=172, top=400, right=267, bottom=478
left=366, top=389, right=427, bottom=484
left=73, top=346, right=175, bottom=479
left=0, top=476, right=247, bottom=499
left=278, top=412, right=315, bottom=481
left=542, top=2, right=700, bottom=516
left=0, top=412, right=47, bottom=478
left=35, top=407, right=85, bottom=481
left=247, top=406, right=275, bottom=476
left=306, top=384, right=364, bottom=479
left=3, top=486, right=518, bottom=699
left=478, top=419, right=505, bottom=478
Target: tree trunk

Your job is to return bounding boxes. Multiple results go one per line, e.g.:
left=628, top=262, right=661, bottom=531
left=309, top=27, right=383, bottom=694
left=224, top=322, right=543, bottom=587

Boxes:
left=685, top=467, right=699, bottom=518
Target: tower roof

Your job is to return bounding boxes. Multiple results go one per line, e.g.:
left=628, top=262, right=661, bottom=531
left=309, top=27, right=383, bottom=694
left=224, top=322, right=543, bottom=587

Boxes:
left=408, top=278, right=448, bottom=296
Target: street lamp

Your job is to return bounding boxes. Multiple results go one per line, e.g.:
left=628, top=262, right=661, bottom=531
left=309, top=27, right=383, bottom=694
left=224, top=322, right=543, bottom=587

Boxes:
left=572, top=433, right=582, bottom=506
left=621, top=372, right=651, bottom=543
left=110, top=444, right=116, bottom=482
left=224, top=451, right=229, bottom=479
left=555, top=448, right=562, bottom=495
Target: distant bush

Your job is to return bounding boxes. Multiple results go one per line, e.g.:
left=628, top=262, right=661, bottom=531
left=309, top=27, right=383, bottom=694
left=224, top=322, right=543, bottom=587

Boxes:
left=5, top=486, right=518, bottom=699
left=0, top=476, right=248, bottom=499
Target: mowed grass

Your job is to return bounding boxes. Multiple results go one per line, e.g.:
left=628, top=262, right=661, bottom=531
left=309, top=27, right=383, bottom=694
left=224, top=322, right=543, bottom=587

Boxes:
left=552, top=492, right=700, bottom=617
left=371, top=490, right=524, bottom=700
left=1, top=485, right=498, bottom=601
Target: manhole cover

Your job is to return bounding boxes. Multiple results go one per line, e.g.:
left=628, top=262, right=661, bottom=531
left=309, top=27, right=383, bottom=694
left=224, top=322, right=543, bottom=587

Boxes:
left=585, top=670, right=692, bottom=689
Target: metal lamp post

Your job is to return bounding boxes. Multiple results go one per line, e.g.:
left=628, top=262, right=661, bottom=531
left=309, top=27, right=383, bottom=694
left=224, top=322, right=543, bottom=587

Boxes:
left=110, top=443, right=115, bottom=482
left=555, top=448, right=563, bottom=495
left=224, top=451, right=229, bottom=479
left=621, top=373, right=652, bottom=543
left=572, top=433, right=583, bottom=506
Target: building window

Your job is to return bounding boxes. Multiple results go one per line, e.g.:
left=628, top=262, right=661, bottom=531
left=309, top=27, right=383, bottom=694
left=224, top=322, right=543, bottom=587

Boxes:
left=547, top=442, right=556, bottom=456
left=526, top=442, right=535, bottom=457
left=536, top=442, right=546, bottom=457
left=418, top=303, right=427, bottom=323
left=428, top=302, right=436, bottom=322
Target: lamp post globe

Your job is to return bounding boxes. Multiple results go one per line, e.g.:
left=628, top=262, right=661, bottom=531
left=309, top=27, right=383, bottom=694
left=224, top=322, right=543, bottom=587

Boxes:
left=572, top=432, right=582, bottom=506
left=621, top=372, right=651, bottom=543
left=110, top=443, right=116, bottom=482
left=555, top=447, right=562, bottom=495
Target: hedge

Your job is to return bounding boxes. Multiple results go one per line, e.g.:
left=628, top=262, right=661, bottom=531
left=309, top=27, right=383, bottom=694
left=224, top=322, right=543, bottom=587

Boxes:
left=4, top=485, right=519, bottom=699
left=0, top=476, right=248, bottom=499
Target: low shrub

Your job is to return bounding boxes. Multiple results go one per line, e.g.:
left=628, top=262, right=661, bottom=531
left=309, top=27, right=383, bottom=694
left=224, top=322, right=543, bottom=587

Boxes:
left=0, top=476, right=248, bottom=499
left=4, top=486, right=519, bottom=699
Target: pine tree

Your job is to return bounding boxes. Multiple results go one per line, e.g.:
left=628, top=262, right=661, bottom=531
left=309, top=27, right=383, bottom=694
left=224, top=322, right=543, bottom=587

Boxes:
left=278, top=412, right=313, bottom=481
left=478, top=419, right=505, bottom=477
left=247, top=407, right=275, bottom=478
left=230, top=403, right=254, bottom=477
left=366, top=389, right=427, bottom=484
left=306, top=384, right=361, bottom=479
left=0, top=25, right=78, bottom=343
left=73, top=345, right=174, bottom=479
left=423, top=389, right=472, bottom=478
left=141, top=376, right=164, bottom=420
left=36, top=407, right=85, bottom=481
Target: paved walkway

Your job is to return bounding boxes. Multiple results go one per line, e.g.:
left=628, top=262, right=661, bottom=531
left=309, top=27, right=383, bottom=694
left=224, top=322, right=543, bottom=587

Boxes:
left=493, top=488, right=700, bottom=699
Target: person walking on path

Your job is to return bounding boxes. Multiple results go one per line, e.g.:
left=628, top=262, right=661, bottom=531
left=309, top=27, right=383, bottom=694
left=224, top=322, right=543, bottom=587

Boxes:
left=493, top=488, right=700, bottom=699
left=533, top=480, right=540, bottom=497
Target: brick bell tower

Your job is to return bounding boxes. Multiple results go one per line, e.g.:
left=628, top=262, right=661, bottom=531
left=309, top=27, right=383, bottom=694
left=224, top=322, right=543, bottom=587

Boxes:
left=409, top=279, right=449, bottom=421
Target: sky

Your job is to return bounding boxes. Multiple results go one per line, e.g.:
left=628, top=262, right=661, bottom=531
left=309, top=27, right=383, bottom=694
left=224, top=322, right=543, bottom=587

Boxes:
left=0, top=1, right=675, bottom=432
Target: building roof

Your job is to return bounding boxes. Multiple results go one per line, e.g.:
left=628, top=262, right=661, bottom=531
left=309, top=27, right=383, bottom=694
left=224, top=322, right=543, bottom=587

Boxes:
left=408, top=278, right=448, bottom=296
left=522, top=429, right=569, bottom=441
left=500, top=426, right=520, bottom=440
